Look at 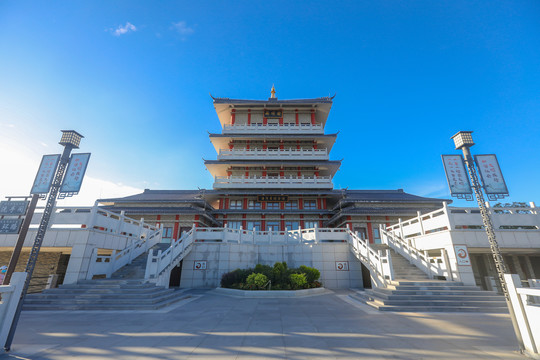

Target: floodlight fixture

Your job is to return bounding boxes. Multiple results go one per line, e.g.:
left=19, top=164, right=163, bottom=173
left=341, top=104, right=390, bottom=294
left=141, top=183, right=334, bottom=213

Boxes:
left=59, top=130, right=84, bottom=149
left=451, top=131, right=475, bottom=150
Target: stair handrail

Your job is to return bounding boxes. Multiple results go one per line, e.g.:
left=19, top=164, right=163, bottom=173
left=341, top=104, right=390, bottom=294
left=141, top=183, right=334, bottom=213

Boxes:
left=87, top=226, right=163, bottom=279
left=346, top=229, right=394, bottom=288
left=380, top=225, right=451, bottom=280
left=145, top=227, right=195, bottom=282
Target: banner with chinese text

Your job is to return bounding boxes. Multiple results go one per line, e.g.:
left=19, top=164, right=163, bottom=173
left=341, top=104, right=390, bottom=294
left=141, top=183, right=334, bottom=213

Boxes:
left=60, top=153, right=91, bottom=193
left=441, top=155, right=472, bottom=195
left=474, top=154, right=508, bottom=195
left=31, top=154, right=61, bottom=194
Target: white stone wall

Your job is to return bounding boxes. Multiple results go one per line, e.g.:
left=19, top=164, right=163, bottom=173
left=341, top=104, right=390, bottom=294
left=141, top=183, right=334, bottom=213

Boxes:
left=179, top=242, right=363, bottom=289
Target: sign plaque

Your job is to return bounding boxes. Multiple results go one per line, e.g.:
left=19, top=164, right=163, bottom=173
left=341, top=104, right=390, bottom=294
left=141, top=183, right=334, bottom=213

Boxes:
left=474, top=154, right=508, bottom=195
left=194, top=261, right=207, bottom=270
left=60, top=153, right=91, bottom=193
left=0, top=219, right=23, bottom=234
left=0, top=201, right=29, bottom=216
left=31, top=154, right=61, bottom=194
left=441, top=155, right=473, bottom=195
left=258, top=195, right=289, bottom=202
left=335, top=261, right=349, bottom=271
left=454, top=245, right=471, bottom=266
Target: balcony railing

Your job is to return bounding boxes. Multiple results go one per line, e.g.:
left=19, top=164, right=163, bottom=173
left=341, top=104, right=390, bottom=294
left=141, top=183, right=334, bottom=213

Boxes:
left=222, top=123, right=324, bottom=134
left=217, top=148, right=329, bottom=160
left=214, top=175, right=333, bottom=189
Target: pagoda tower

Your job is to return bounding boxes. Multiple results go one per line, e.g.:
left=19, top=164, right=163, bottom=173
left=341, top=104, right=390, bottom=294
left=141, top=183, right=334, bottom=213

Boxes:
left=206, top=87, right=340, bottom=190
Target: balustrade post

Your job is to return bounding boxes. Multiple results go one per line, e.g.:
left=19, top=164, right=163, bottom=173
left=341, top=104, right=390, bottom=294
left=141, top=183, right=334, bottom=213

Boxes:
left=86, top=248, right=99, bottom=280
left=441, top=248, right=453, bottom=281
left=144, top=249, right=154, bottom=280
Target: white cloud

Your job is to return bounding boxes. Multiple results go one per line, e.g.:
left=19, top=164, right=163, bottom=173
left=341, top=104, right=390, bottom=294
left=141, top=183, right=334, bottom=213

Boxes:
left=113, top=22, right=137, bottom=36
left=171, top=21, right=194, bottom=38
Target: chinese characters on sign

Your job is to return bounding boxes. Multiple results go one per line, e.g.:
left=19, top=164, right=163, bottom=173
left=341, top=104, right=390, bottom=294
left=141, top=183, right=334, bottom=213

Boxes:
left=441, top=155, right=472, bottom=195
left=263, top=109, right=283, bottom=118
left=30, top=154, right=61, bottom=194
left=60, top=153, right=91, bottom=193
left=0, top=219, right=23, bottom=234
left=258, top=195, right=289, bottom=202
left=474, top=154, right=509, bottom=195
left=454, top=245, right=471, bottom=266
left=0, top=201, right=29, bottom=216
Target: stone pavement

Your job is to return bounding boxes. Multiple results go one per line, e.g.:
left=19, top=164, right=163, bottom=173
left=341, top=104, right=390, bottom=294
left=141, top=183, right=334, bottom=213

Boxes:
left=1, top=289, right=525, bottom=360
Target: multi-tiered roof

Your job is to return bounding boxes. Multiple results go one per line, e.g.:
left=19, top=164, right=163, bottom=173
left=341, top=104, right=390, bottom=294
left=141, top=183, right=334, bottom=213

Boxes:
left=205, top=87, right=341, bottom=189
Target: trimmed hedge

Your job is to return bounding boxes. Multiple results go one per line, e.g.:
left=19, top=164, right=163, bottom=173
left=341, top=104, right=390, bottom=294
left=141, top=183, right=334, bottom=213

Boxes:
left=220, top=262, right=321, bottom=290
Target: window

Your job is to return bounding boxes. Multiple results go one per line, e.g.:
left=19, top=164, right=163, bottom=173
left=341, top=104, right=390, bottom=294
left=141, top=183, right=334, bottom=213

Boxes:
left=303, top=200, right=317, bottom=209
left=285, top=201, right=298, bottom=210
left=248, top=200, right=261, bottom=209
left=304, top=221, right=318, bottom=229
left=266, top=202, right=280, bottom=210
left=247, top=221, right=261, bottom=231
left=266, top=222, right=280, bottom=231
left=163, top=227, right=173, bottom=238
left=285, top=221, right=299, bottom=230
left=227, top=221, right=242, bottom=229
left=229, top=200, right=243, bottom=209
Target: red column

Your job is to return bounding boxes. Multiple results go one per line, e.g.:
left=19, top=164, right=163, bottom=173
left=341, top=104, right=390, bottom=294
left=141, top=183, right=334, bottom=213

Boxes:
left=262, top=168, right=267, bottom=177
left=279, top=140, right=284, bottom=150
left=263, top=141, right=267, bottom=150
left=229, top=142, right=233, bottom=150
left=313, top=141, right=317, bottom=150
left=156, top=215, right=161, bottom=227
left=280, top=170, right=284, bottom=177
left=311, top=110, right=315, bottom=125
left=261, top=215, right=266, bottom=230
left=322, top=198, right=327, bottom=209
left=242, top=214, right=247, bottom=230
left=248, top=109, right=251, bottom=125
left=280, top=215, right=285, bottom=231
left=246, top=140, right=250, bottom=150
left=224, top=198, right=229, bottom=209
left=194, top=215, right=200, bottom=228
left=279, top=114, right=283, bottom=126
left=385, top=216, right=391, bottom=227
left=243, top=198, right=248, bottom=209
left=295, top=110, right=299, bottom=125
left=297, top=166, right=301, bottom=176
left=263, top=116, right=267, bottom=125
left=300, top=214, right=304, bottom=228
left=296, top=141, right=300, bottom=150
left=173, top=215, right=179, bottom=240
left=299, top=196, right=303, bottom=210
left=317, top=198, right=322, bottom=209
left=367, top=216, right=374, bottom=243
left=231, top=109, right=236, bottom=125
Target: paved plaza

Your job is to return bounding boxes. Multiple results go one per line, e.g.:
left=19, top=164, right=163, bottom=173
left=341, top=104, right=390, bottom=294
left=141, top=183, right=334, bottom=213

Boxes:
left=1, top=289, right=525, bottom=360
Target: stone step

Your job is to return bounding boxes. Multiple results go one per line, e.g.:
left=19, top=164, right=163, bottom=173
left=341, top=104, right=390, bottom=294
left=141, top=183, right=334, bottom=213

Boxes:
left=25, top=291, right=181, bottom=306
left=369, top=298, right=506, bottom=307
left=28, top=289, right=174, bottom=300
left=365, top=302, right=508, bottom=313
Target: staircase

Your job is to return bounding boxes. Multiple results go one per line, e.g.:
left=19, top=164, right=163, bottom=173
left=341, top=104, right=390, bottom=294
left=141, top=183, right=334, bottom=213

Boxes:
left=24, top=243, right=189, bottom=311
left=350, top=246, right=507, bottom=313
left=24, top=279, right=190, bottom=310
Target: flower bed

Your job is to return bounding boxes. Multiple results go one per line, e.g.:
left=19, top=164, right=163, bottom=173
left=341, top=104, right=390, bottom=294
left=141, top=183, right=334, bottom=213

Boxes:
left=220, top=262, right=322, bottom=290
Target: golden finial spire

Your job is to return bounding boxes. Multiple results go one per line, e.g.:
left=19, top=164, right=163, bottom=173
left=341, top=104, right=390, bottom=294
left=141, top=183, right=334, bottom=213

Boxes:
left=270, top=84, right=276, bottom=98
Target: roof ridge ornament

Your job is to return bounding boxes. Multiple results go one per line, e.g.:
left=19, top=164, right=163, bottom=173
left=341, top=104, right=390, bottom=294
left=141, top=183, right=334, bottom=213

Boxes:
left=270, top=84, right=276, bottom=99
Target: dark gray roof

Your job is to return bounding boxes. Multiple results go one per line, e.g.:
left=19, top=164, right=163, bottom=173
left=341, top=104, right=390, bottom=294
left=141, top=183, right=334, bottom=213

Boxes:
left=99, top=189, right=206, bottom=203
left=340, top=189, right=449, bottom=203
left=211, top=96, right=334, bottom=105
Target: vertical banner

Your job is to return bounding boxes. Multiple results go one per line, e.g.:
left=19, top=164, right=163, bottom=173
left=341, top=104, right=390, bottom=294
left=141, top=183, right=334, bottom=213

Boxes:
left=441, top=155, right=472, bottom=195
left=60, top=153, right=91, bottom=193
left=454, top=245, right=471, bottom=266
left=474, top=154, right=509, bottom=195
left=30, top=154, right=61, bottom=194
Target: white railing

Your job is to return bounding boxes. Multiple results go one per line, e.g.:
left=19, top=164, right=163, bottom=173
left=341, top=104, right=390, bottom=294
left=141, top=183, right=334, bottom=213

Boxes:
left=214, top=175, right=333, bottom=189
left=347, top=229, right=393, bottom=288
left=223, top=123, right=324, bottom=134
left=145, top=228, right=195, bottom=286
left=144, top=227, right=393, bottom=289
left=87, top=227, right=163, bottom=279
left=0, top=272, right=27, bottom=347
left=380, top=226, right=451, bottom=280
left=218, top=148, right=328, bottom=160
left=505, top=274, right=540, bottom=357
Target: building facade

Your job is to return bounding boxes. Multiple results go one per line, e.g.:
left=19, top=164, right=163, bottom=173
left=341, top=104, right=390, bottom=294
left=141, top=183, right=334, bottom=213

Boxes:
left=100, top=88, right=447, bottom=241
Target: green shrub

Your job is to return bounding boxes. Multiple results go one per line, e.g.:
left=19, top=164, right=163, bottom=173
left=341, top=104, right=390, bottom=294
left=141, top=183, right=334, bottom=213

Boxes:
left=254, top=264, right=273, bottom=281
left=299, top=265, right=320, bottom=283
left=220, top=268, right=253, bottom=288
left=246, top=273, right=268, bottom=289
left=289, top=273, right=307, bottom=289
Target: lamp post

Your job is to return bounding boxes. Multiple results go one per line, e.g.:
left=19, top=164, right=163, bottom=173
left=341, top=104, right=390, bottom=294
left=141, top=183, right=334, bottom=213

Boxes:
left=450, top=131, right=524, bottom=351
left=4, top=130, right=83, bottom=352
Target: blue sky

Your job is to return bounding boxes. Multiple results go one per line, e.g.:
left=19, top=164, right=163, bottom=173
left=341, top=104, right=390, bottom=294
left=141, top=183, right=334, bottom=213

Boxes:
left=0, top=1, right=539, bottom=207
